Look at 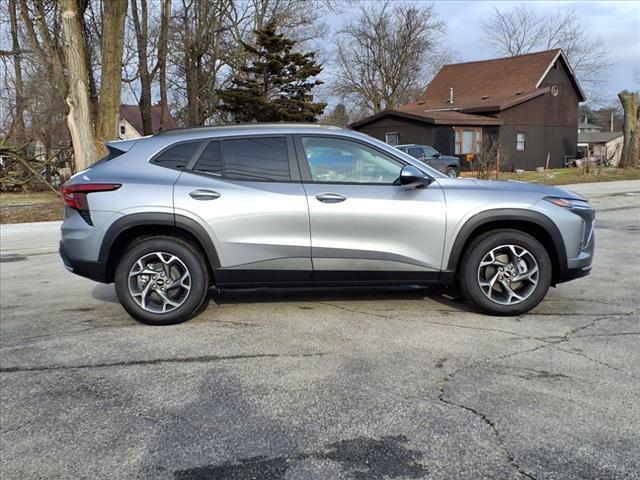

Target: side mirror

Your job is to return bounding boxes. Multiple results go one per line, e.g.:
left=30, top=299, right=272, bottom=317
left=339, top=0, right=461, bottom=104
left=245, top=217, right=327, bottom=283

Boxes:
left=433, top=152, right=441, bottom=158
left=400, top=165, right=432, bottom=188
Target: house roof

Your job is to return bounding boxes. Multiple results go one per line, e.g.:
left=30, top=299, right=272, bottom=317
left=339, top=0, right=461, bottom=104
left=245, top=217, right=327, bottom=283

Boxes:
left=350, top=49, right=584, bottom=130
left=119, top=104, right=177, bottom=134
left=417, top=49, right=585, bottom=111
left=578, top=131, right=623, bottom=144
left=349, top=109, right=502, bottom=129
left=578, top=122, right=602, bottom=130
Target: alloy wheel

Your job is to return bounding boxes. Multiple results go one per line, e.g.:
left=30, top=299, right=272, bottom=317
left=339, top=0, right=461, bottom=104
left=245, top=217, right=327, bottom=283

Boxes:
left=128, top=252, right=191, bottom=313
left=477, top=244, right=539, bottom=305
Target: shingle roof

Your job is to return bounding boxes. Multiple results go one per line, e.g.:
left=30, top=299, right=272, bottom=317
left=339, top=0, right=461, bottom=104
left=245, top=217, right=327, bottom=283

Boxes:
left=350, top=49, right=584, bottom=130
left=348, top=109, right=502, bottom=129
left=418, top=49, right=585, bottom=111
left=119, top=104, right=177, bottom=134
left=578, top=131, right=623, bottom=144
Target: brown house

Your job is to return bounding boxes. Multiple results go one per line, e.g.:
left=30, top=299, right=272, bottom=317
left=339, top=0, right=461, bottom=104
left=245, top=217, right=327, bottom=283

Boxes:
left=350, top=49, right=585, bottom=171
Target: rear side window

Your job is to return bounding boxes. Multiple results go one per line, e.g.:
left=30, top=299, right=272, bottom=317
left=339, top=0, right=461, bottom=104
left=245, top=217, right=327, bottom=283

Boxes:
left=193, top=141, right=222, bottom=175
left=407, top=147, right=423, bottom=158
left=154, top=142, right=200, bottom=169
left=223, top=137, right=289, bottom=182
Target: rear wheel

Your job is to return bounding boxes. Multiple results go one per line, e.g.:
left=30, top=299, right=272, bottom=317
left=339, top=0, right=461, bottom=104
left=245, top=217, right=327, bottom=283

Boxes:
left=445, top=166, right=459, bottom=178
left=114, top=237, right=209, bottom=325
left=459, top=229, right=551, bottom=315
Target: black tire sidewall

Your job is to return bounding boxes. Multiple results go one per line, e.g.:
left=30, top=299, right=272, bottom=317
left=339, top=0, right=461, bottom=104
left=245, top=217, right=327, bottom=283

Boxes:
left=460, top=230, right=551, bottom=316
left=114, top=237, right=209, bottom=325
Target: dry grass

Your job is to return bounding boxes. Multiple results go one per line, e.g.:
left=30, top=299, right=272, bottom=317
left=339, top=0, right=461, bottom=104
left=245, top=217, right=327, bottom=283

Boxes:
left=0, top=192, right=63, bottom=224
left=461, top=167, right=640, bottom=185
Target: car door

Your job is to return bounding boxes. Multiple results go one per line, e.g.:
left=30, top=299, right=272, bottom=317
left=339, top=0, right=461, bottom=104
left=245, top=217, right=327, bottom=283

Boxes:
left=173, top=135, right=311, bottom=284
left=295, top=135, right=447, bottom=282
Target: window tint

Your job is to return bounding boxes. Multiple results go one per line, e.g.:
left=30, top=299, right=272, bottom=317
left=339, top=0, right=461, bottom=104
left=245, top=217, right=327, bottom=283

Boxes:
left=194, top=141, right=222, bottom=175
left=154, top=142, right=200, bottom=169
left=407, top=147, right=423, bottom=158
left=302, top=137, right=403, bottom=184
left=223, top=137, right=290, bottom=182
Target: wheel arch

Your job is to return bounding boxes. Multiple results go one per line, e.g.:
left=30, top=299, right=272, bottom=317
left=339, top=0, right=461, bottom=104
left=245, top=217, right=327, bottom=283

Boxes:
left=100, top=213, right=220, bottom=283
left=446, top=209, right=567, bottom=284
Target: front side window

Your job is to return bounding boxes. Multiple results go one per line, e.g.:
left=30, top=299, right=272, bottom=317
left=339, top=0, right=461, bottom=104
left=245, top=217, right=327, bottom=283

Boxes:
left=423, top=146, right=439, bottom=157
left=154, top=141, right=200, bottom=169
left=516, top=132, right=526, bottom=151
left=301, top=137, right=403, bottom=184
left=222, top=137, right=290, bottom=182
left=385, top=131, right=399, bottom=146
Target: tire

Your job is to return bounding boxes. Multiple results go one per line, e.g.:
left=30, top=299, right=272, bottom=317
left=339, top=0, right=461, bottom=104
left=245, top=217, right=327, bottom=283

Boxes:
left=114, top=236, right=209, bottom=325
left=446, top=166, right=459, bottom=178
left=459, top=229, right=551, bottom=316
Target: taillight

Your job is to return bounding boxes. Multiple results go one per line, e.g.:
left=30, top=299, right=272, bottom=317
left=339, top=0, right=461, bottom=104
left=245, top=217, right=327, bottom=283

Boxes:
left=62, top=183, right=121, bottom=225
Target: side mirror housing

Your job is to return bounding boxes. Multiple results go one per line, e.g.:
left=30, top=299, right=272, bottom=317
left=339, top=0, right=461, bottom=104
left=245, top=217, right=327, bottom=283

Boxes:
left=400, top=165, right=432, bottom=188
left=433, top=152, right=441, bottom=158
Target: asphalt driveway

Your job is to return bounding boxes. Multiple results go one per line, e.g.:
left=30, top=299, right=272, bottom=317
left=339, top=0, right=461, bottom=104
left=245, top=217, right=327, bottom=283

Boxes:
left=1, top=181, right=639, bottom=479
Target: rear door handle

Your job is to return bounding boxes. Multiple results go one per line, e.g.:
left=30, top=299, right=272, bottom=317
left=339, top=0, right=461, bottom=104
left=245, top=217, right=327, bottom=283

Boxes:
left=189, top=189, right=221, bottom=200
left=315, top=193, right=347, bottom=203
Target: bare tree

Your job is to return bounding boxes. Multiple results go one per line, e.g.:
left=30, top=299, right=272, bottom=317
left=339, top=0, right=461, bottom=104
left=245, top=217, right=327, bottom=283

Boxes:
left=617, top=90, right=639, bottom=168
left=59, top=0, right=97, bottom=170
left=333, top=1, right=447, bottom=113
left=481, top=6, right=611, bottom=97
left=6, top=0, right=25, bottom=139
left=95, top=0, right=127, bottom=144
left=158, top=0, right=171, bottom=130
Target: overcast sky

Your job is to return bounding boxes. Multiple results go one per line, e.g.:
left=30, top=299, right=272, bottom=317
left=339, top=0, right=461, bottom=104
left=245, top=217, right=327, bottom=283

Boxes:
left=321, top=0, right=640, bottom=106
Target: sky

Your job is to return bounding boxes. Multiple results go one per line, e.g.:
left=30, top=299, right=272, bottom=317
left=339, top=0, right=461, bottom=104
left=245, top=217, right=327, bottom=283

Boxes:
left=320, top=0, right=640, bottom=107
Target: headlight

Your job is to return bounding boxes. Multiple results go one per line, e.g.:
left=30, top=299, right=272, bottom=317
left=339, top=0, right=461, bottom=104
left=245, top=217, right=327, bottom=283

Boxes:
left=544, top=197, right=591, bottom=210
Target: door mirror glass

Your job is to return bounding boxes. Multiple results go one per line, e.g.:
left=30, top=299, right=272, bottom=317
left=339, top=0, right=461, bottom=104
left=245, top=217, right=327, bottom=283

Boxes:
left=400, top=165, right=432, bottom=188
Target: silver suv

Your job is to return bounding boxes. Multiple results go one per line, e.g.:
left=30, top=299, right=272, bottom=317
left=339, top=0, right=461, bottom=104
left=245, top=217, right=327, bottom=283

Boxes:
left=60, top=125, right=594, bottom=325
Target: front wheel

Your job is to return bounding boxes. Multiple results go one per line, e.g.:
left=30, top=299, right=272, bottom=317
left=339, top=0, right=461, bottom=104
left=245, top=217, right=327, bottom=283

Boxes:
left=445, top=166, right=459, bottom=178
left=114, top=237, right=209, bottom=325
left=459, top=229, right=551, bottom=315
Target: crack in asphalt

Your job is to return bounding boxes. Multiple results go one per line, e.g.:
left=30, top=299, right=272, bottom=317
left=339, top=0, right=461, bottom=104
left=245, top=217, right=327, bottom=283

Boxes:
left=0, top=352, right=326, bottom=374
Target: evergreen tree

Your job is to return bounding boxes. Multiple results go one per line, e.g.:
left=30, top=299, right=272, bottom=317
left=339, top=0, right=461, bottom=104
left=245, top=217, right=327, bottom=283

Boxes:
left=218, top=22, right=326, bottom=122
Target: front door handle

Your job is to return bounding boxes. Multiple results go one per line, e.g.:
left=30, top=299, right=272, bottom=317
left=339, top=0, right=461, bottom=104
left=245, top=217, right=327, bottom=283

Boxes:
left=189, top=189, right=221, bottom=200
left=315, top=193, right=347, bottom=203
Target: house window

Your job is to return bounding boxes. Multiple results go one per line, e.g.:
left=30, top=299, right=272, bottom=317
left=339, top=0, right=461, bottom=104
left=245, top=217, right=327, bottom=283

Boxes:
left=385, top=131, right=399, bottom=146
left=454, top=128, right=482, bottom=154
left=516, top=132, right=526, bottom=151
left=119, top=124, right=126, bottom=135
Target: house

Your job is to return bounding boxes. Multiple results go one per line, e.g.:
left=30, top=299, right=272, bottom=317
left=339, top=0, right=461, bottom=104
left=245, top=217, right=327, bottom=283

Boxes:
left=578, top=119, right=602, bottom=134
left=119, top=104, right=177, bottom=139
left=350, top=49, right=585, bottom=171
left=577, top=131, right=624, bottom=166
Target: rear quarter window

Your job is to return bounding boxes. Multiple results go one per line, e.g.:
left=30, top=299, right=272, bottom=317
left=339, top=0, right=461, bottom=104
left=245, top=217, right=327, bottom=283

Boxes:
left=153, top=141, right=201, bottom=170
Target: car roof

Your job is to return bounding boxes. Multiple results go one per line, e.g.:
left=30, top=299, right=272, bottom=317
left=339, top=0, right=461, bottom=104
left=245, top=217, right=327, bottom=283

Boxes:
left=155, top=123, right=346, bottom=138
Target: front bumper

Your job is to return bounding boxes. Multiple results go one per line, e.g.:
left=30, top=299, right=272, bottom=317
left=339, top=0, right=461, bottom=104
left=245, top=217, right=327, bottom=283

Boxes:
left=60, top=242, right=109, bottom=283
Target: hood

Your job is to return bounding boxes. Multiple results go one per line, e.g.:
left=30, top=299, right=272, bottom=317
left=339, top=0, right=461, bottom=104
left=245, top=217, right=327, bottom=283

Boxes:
left=454, top=178, right=587, bottom=201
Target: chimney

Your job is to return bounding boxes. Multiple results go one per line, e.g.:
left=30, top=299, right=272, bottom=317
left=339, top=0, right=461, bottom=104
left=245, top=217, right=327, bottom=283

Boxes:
left=611, top=112, right=614, bottom=132
left=448, top=87, right=454, bottom=104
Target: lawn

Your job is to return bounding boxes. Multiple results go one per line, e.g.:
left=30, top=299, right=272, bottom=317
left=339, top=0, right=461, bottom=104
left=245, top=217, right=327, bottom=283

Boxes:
left=461, top=167, right=640, bottom=185
left=0, top=192, right=63, bottom=224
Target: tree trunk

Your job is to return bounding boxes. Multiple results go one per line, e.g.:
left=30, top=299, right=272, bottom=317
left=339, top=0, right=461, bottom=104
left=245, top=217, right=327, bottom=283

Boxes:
left=158, top=0, right=172, bottom=131
left=60, top=0, right=98, bottom=171
left=131, top=0, right=154, bottom=135
left=8, top=0, right=25, bottom=140
left=95, top=0, right=128, bottom=149
left=618, top=90, right=640, bottom=168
